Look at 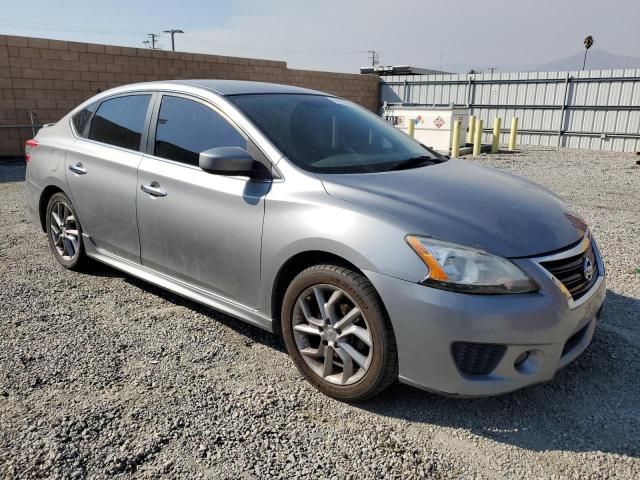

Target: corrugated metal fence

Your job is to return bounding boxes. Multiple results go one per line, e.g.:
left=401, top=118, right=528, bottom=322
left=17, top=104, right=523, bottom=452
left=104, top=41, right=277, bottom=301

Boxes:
left=380, top=69, right=640, bottom=152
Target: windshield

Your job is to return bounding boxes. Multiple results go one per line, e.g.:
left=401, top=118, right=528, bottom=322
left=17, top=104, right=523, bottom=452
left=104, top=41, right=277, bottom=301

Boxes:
left=228, top=94, right=442, bottom=174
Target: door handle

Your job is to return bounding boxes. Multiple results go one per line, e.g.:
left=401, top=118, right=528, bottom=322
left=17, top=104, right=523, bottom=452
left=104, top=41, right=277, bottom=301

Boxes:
left=141, top=183, right=167, bottom=197
left=68, top=163, right=87, bottom=175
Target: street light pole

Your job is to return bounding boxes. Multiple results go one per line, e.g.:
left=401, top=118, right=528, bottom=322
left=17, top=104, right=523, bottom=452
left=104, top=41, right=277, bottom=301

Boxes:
left=162, top=29, right=184, bottom=51
left=582, top=35, right=594, bottom=71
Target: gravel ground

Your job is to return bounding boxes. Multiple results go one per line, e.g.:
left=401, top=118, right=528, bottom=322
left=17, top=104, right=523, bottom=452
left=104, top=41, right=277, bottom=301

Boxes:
left=1, top=147, right=639, bottom=479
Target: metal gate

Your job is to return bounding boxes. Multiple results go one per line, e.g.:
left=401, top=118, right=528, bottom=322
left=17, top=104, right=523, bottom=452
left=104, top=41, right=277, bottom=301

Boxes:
left=380, top=69, right=640, bottom=152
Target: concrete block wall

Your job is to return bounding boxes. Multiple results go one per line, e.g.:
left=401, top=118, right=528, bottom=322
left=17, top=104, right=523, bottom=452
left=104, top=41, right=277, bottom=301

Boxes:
left=0, top=35, right=379, bottom=156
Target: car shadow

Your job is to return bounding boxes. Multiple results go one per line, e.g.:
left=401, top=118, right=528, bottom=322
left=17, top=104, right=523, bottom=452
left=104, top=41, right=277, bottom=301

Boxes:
left=76, top=260, right=284, bottom=351
left=356, top=289, right=640, bottom=457
left=0, top=158, right=26, bottom=183
left=78, top=256, right=639, bottom=457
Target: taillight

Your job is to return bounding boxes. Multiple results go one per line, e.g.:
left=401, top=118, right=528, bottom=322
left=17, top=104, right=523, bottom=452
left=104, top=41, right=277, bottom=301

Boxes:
left=24, top=139, right=38, bottom=163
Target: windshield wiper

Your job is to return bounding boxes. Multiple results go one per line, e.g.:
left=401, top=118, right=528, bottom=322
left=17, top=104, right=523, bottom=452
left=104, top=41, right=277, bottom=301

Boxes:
left=386, top=155, right=440, bottom=172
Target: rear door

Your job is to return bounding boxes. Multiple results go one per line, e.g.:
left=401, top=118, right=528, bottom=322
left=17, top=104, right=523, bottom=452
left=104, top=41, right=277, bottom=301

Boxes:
left=65, top=93, right=153, bottom=263
left=136, top=93, right=269, bottom=307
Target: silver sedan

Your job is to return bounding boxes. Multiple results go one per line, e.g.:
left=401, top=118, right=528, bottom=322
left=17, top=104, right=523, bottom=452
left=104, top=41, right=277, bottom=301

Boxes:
left=24, top=80, right=606, bottom=401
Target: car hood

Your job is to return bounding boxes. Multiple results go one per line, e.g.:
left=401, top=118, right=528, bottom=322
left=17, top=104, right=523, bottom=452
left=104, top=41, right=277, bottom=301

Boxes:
left=317, top=159, right=586, bottom=258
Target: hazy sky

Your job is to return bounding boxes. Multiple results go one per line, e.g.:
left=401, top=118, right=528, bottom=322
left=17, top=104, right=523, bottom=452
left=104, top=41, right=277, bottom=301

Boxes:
left=1, top=0, right=638, bottom=73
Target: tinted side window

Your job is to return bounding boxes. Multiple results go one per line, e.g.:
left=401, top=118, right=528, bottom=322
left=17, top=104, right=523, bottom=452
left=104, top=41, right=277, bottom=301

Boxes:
left=154, top=96, right=247, bottom=166
left=72, top=102, right=98, bottom=137
left=89, top=95, right=151, bottom=150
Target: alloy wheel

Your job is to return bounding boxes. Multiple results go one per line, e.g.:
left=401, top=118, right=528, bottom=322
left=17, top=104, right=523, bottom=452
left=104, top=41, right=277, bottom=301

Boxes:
left=292, top=284, right=373, bottom=385
left=49, top=200, right=80, bottom=262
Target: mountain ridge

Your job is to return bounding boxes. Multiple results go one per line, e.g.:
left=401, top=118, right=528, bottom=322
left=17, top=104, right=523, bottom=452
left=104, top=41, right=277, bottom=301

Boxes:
left=439, top=49, right=640, bottom=74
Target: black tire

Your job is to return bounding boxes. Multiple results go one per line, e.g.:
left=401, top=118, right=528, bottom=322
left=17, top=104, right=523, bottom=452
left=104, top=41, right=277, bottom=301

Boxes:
left=281, top=264, right=398, bottom=402
left=45, top=192, right=87, bottom=270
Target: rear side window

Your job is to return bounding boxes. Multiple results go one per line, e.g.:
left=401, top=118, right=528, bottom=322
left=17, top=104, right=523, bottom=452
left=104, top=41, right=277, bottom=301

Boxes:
left=72, top=102, right=98, bottom=137
left=154, top=95, right=246, bottom=166
left=89, top=95, right=151, bottom=150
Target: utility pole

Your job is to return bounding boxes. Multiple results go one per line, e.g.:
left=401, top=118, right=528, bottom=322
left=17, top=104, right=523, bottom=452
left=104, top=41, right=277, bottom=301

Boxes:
left=367, top=50, right=379, bottom=68
left=145, top=33, right=161, bottom=49
left=162, top=29, right=184, bottom=51
left=489, top=67, right=497, bottom=74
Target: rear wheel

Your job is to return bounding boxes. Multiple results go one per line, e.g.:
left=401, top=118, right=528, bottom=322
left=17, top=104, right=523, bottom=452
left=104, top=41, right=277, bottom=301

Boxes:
left=281, top=264, right=397, bottom=402
left=45, top=192, right=86, bottom=270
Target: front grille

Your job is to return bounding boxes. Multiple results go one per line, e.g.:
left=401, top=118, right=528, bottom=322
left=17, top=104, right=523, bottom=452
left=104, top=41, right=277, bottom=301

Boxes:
left=540, top=242, right=598, bottom=301
left=451, top=342, right=506, bottom=376
left=562, top=322, right=590, bottom=357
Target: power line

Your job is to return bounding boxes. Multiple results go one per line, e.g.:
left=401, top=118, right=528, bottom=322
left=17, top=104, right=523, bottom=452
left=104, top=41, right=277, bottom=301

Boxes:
left=180, top=35, right=369, bottom=56
left=0, top=19, right=141, bottom=36
left=0, top=18, right=370, bottom=57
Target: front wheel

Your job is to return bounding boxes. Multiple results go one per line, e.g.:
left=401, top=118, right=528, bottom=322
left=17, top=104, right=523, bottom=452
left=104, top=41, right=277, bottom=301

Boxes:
left=45, top=192, right=86, bottom=270
left=281, top=264, right=398, bottom=402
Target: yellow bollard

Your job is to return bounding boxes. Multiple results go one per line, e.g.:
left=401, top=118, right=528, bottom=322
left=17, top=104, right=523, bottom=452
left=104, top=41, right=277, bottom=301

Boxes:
left=473, top=119, right=483, bottom=156
left=508, top=117, right=519, bottom=151
left=467, top=115, right=476, bottom=144
left=451, top=120, right=461, bottom=158
left=407, top=118, right=415, bottom=138
left=492, top=117, right=502, bottom=153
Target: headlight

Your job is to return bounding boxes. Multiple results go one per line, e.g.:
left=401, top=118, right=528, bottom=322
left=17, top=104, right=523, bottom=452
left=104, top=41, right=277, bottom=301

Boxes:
left=405, top=235, right=538, bottom=294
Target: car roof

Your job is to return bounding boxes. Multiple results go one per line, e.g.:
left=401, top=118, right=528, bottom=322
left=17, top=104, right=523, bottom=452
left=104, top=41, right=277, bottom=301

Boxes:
left=160, top=79, right=328, bottom=97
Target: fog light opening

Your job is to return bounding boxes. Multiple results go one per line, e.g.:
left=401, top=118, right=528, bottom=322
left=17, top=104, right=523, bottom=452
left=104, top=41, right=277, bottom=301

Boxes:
left=514, top=351, right=529, bottom=368
left=514, top=349, right=543, bottom=375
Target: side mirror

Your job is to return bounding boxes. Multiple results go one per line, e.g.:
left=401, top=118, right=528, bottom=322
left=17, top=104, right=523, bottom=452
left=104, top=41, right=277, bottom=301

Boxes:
left=199, top=147, right=258, bottom=177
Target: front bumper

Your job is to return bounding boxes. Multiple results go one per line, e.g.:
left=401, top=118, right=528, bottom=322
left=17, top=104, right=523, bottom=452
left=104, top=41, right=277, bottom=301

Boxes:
left=364, top=245, right=606, bottom=397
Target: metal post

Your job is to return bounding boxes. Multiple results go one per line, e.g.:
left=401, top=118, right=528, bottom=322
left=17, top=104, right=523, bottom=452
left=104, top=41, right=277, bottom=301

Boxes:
left=467, top=115, right=476, bottom=144
left=466, top=75, right=475, bottom=145
left=451, top=120, right=461, bottom=157
left=557, top=73, right=570, bottom=147
left=492, top=117, right=501, bottom=153
left=509, top=117, right=519, bottom=151
left=28, top=111, right=37, bottom=137
left=407, top=118, right=415, bottom=138
left=473, top=119, right=483, bottom=156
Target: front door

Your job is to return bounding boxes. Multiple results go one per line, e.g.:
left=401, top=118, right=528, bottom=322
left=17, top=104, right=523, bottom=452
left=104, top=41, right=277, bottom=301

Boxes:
left=136, top=94, right=269, bottom=307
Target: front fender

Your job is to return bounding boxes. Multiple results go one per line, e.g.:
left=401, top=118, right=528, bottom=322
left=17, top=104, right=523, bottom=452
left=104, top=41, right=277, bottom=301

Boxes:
left=259, top=181, right=427, bottom=317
